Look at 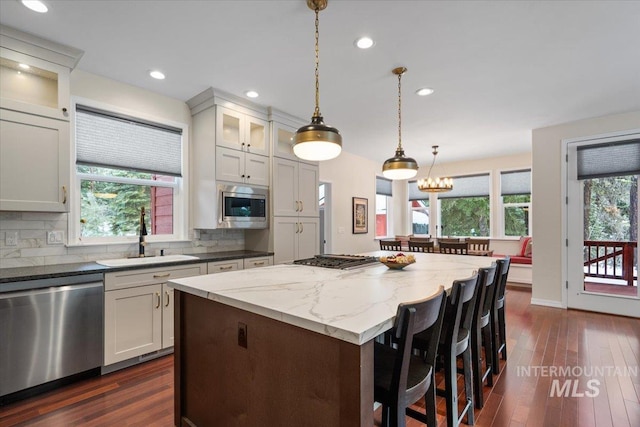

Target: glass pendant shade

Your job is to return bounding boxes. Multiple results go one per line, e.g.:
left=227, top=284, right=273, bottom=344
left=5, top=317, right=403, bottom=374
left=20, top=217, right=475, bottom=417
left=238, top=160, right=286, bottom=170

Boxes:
left=293, top=116, right=342, bottom=161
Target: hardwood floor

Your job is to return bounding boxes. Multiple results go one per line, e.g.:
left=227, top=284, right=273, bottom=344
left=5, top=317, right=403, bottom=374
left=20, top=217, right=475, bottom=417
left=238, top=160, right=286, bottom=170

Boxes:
left=1, top=286, right=638, bottom=427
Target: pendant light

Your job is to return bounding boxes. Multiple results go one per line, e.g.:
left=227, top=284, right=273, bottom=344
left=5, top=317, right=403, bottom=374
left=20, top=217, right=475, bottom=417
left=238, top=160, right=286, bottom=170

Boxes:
left=293, top=0, right=342, bottom=162
left=382, top=67, right=419, bottom=180
left=417, top=145, right=453, bottom=192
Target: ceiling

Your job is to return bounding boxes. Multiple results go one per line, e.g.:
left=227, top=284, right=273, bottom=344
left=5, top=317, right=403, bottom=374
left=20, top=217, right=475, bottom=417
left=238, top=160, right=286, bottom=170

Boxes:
left=1, top=1, right=639, bottom=167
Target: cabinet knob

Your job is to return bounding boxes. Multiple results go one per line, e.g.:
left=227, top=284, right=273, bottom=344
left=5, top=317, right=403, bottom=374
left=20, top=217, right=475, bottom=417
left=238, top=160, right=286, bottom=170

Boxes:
left=62, top=107, right=68, bottom=113
left=247, top=144, right=251, bottom=148
left=246, top=175, right=250, bottom=179
left=241, top=174, right=245, bottom=178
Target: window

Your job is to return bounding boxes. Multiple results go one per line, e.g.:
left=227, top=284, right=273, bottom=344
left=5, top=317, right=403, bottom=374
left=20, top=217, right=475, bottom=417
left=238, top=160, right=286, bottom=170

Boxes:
left=74, top=104, right=185, bottom=242
left=501, top=169, right=531, bottom=236
left=438, top=174, right=490, bottom=237
left=408, top=180, right=430, bottom=235
left=376, top=177, right=392, bottom=238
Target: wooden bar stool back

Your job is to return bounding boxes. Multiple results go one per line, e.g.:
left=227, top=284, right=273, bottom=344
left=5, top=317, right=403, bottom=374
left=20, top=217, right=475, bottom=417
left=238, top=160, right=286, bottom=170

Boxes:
left=374, top=286, right=447, bottom=427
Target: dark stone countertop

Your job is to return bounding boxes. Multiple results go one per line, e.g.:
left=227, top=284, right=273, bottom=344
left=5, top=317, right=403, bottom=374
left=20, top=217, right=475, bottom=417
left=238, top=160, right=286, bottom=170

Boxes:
left=0, top=250, right=273, bottom=287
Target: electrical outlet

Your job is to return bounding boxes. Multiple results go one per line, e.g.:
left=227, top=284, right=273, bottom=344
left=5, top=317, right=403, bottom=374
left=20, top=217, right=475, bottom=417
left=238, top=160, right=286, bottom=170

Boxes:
left=5, top=231, right=18, bottom=246
left=238, top=322, right=248, bottom=348
left=47, top=230, right=64, bottom=245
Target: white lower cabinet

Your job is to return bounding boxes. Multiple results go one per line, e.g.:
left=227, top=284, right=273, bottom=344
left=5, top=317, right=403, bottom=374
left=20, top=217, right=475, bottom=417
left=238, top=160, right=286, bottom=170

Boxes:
left=207, top=259, right=243, bottom=274
left=273, top=217, right=320, bottom=264
left=243, top=256, right=273, bottom=269
left=103, top=263, right=206, bottom=366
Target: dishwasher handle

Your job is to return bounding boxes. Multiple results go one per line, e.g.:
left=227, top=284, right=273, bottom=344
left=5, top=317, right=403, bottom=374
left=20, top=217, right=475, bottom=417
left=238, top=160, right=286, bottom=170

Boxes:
left=0, top=282, right=103, bottom=299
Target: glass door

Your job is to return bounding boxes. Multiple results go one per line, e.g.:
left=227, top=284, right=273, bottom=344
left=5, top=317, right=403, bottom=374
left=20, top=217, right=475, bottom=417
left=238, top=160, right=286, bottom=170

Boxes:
left=566, top=134, right=640, bottom=317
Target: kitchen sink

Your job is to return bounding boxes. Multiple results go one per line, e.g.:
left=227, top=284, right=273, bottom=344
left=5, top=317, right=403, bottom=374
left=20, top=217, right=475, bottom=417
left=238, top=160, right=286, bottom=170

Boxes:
left=96, top=254, right=198, bottom=267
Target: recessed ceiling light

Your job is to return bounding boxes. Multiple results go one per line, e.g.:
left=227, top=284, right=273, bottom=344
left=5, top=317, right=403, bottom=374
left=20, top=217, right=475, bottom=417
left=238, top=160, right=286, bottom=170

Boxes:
left=149, top=70, right=165, bottom=80
left=245, top=90, right=259, bottom=98
left=18, top=63, right=31, bottom=70
left=355, top=37, right=375, bottom=49
left=416, top=87, right=435, bottom=96
left=21, top=0, right=48, bottom=13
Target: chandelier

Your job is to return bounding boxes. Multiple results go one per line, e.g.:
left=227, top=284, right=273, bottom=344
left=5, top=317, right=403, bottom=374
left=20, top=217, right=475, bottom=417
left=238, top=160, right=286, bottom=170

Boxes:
left=292, top=0, right=342, bottom=162
left=382, top=66, right=418, bottom=180
left=417, top=146, right=453, bottom=192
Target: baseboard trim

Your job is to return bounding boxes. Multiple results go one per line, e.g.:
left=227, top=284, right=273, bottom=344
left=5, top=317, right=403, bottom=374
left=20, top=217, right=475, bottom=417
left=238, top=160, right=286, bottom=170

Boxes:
left=530, top=298, right=564, bottom=308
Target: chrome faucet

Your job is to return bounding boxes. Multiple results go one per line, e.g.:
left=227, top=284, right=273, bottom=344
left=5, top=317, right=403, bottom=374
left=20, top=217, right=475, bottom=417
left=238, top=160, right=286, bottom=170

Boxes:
left=139, top=207, right=148, bottom=257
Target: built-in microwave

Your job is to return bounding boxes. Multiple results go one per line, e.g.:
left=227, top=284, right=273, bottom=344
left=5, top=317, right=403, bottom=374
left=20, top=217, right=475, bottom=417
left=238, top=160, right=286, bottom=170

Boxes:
left=218, top=184, right=268, bottom=229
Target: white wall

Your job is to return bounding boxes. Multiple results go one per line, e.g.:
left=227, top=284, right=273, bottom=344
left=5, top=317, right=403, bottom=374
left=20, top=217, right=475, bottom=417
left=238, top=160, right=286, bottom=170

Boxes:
left=531, top=110, right=640, bottom=305
left=71, top=70, right=191, bottom=124
left=319, top=151, right=381, bottom=254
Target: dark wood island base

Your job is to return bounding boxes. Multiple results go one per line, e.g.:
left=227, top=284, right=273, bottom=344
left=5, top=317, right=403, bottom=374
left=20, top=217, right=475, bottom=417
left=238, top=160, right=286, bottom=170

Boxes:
left=174, top=291, right=374, bottom=427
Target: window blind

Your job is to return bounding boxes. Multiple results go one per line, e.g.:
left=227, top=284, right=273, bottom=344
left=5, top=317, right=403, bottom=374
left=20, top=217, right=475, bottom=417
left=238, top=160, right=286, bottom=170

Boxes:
left=438, top=173, right=490, bottom=199
left=501, top=169, right=531, bottom=196
left=75, top=105, right=183, bottom=177
left=577, top=139, right=640, bottom=180
left=376, top=176, right=393, bottom=196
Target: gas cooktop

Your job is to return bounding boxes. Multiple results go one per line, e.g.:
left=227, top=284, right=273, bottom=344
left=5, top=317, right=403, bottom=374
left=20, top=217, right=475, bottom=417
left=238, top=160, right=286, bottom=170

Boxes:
left=292, top=254, right=379, bottom=269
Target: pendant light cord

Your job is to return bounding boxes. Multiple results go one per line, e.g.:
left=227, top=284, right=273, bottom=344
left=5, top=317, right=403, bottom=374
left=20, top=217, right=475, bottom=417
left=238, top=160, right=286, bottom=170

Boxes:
left=397, top=72, right=402, bottom=150
left=313, top=7, right=321, bottom=118
left=427, top=146, right=438, bottom=180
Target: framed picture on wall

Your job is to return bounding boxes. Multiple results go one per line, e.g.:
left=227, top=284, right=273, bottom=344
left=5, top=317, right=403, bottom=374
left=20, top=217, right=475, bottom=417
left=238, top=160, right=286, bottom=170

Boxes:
left=352, top=197, right=368, bottom=234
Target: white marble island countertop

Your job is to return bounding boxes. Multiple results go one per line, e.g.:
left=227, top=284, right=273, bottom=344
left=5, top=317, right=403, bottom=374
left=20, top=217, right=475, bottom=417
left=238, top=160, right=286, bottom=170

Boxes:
left=168, top=251, right=498, bottom=345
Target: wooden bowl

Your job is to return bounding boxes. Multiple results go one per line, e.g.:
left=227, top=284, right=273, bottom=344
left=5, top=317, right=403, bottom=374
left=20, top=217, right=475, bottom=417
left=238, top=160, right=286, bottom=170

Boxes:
left=380, top=260, right=414, bottom=270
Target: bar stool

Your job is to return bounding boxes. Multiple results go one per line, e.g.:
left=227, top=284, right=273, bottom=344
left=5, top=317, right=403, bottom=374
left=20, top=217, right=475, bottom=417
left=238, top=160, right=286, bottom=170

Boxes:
left=374, top=286, right=447, bottom=427
left=492, top=257, right=511, bottom=374
left=471, top=263, right=498, bottom=409
left=413, top=273, right=479, bottom=427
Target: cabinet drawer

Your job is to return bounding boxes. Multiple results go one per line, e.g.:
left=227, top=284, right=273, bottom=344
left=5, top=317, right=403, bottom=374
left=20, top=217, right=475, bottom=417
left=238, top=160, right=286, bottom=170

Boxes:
left=105, top=263, right=206, bottom=291
left=207, top=259, right=242, bottom=274
left=243, top=256, right=273, bottom=269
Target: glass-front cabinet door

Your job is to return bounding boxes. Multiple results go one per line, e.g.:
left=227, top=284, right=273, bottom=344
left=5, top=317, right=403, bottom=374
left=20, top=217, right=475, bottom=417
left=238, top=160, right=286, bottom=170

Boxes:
left=216, top=106, right=268, bottom=156
left=272, top=121, right=297, bottom=160
left=0, top=47, right=70, bottom=121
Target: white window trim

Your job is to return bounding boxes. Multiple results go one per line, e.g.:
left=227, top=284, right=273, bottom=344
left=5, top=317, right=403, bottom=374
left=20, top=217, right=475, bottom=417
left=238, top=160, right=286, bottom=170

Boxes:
left=499, top=167, right=532, bottom=238
left=69, top=96, right=189, bottom=245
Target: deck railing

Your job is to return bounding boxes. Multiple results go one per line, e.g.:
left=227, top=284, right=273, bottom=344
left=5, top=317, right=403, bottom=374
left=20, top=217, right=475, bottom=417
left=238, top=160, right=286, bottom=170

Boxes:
left=583, top=240, right=637, bottom=286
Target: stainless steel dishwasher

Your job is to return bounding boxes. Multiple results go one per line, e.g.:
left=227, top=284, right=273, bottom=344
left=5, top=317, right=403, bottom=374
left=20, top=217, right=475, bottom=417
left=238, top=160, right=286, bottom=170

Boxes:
left=0, top=273, right=103, bottom=398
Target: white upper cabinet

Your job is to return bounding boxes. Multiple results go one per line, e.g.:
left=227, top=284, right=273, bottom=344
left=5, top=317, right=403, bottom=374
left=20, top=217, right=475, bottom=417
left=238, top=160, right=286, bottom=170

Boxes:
left=0, top=26, right=82, bottom=120
left=0, top=109, right=70, bottom=211
left=216, top=147, right=269, bottom=187
left=216, top=106, right=268, bottom=156
left=0, top=26, right=82, bottom=212
left=273, top=158, right=319, bottom=218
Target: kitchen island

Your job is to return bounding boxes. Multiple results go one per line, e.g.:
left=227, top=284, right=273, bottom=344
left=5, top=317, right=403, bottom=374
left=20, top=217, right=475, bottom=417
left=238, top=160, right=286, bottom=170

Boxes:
left=168, top=252, right=497, bottom=426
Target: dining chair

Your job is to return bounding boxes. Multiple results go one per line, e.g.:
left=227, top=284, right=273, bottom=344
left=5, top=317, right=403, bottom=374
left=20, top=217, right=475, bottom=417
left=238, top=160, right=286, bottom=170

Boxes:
left=467, top=239, right=491, bottom=256
left=492, top=257, right=511, bottom=374
left=374, top=286, right=447, bottom=427
left=471, top=263, right=498, bottom=409
left=413, top=273, right=479, bottom=427
left=380, top=240, right=403, bottom=251
left=439, top=241, right=469, bottom=255
left=408, top=240, right=435, bottom=253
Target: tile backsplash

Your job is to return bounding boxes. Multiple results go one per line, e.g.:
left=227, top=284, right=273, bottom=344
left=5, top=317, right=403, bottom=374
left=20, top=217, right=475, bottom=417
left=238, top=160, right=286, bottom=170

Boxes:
left=0, top=211, right=244, bottom=269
